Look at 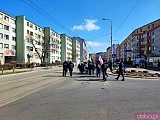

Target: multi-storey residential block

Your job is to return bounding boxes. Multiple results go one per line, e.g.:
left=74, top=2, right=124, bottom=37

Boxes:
left=0, top=11, right=16, bottom=64
left=16, top=15, right=44, bottom=64
left=72, top=37, right=80, bottom=63
left=60, top=34, right=72, bottom=62
left=117, top=19, right=160, bottom=63
left=76, top=37, right=89, bottom=62
left=0, top=10, right=89, bottom=65
left=44, top=27, right=61, bottom=63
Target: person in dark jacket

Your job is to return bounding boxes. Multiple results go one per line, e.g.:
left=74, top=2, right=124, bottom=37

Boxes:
left=101, top=61, right=108, bottom=81
left=88, top=60, right=92, bottom=75
left=68, top=60, right=74, bottom=76
left=96, top=60, right=101, bottom=78
left=115, top=59, right=124, bottom=81
left=62, top=60, right=68, bottom=76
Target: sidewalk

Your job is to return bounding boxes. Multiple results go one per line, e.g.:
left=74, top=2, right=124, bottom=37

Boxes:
left=0, top=66, right=60, bottom=75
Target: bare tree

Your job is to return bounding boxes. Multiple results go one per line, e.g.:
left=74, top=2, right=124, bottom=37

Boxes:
left=25, top=34, right=53, bottom=64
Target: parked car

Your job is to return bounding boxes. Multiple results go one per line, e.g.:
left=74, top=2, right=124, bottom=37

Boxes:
left=133, top=58, right=146, bottom=67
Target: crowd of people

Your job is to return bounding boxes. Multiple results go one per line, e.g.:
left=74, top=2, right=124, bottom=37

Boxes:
left=62, top=59, right=125, bottom=81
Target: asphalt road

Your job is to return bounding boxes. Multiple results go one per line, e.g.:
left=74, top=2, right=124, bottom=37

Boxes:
left=0, top=68, right=160, bottom=120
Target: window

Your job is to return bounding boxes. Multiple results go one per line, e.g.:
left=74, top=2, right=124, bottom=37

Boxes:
left=10, top=18, right=15, bottom=24
left=144, top=37, right=147, bottom=41
left=148, top=25, right=150, bottom=29
left=153, top=46, right=156, bottom=50
left=27, top=30, right=29, bottom=34
left=26, top=38, right=29, bottom=43
left=148, top=39, right=151, bottom=43
left=30, top=23, right=33, bottom=28
left=4, top=25, right=9, bottom=30
left=38, top=35, right=41, bottom=39
left=30, top=47, right=33, bottom=51
left=140, top=28, right=142, bottom=32
left=152, top=38, right=155, bottom=43
left=0, top=43, right=3, bottom=48
left=0, top=23, right=3, bottom=29
left=35, top=26, right=37, bottom=30
left=27, top=22, right=29, bottom=26
left=0, top=13, right=3, bottom=19
left=149, top=47, right=151, bottom=51
left=12, top=36, right=16, bottom=41
left=152, top=23, right=155, bottom=28
left=12, top=28, right=16, bottom=33
left=30, top=31, right=33, bottom=36
left=143, top=30, right=147, bottom=34
left=4, top=34, right=9, bottom=40
left=152, top=31, right=155, bottom=35
left=0, top=33, right=3, bottom=39
left=4, top=44, right=9, bottom=49
left=4, top=16, right=9, bottom=22
left=11, top=45, right=15, bottom=50
left=148, top=33, right=151, bottom=36
left=0, top=53, right=3, bottom=58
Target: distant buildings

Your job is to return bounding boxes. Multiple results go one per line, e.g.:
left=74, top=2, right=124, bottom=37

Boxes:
left=116, top=19, right=160, bottom=62
left=0, top=10, right=89, bottom=64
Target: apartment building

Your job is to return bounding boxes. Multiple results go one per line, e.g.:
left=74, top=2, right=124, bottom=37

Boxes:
left=0, top=10, right=89, bottom=65
left=72, top=37, right=80, bottom=63
left=0, top=11, right=16, bottom=64
left=43, top=27, right=61, bottom=63
left=76, top=37, right=89, bottom=62
left=117, top=19, right=160, bottom=62
left=16, top=15, right=44, bottom=64
left=60, top=34, right=72, bottom=62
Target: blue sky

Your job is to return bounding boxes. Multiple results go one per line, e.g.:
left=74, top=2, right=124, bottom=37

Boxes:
left=1, top=0, right=160, bottom=53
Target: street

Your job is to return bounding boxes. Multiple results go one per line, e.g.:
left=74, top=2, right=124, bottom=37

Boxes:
left=0, top=67, right=160, bottom=120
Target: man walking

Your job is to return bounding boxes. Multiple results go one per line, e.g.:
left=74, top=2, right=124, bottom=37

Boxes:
left=68, top=60, right=74, bottom=77
left=115, top=59, right=124, bottom=81
left=101, top=60, right=108, bottom=81
left=62, top=60, right=68, bottom=76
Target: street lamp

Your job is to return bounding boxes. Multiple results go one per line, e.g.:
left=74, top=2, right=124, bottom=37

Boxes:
left=103, top=18, right=113, bottom=70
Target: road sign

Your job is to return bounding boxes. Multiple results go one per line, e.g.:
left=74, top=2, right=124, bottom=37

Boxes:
left=112, top=54, right=116, bottom=58
left=125, top=50, right=132, bottom=52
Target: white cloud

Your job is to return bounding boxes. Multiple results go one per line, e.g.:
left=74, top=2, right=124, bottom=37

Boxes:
left=86, top=41, right=106, bottom=47
left=72, top=19, right=100, bottom=31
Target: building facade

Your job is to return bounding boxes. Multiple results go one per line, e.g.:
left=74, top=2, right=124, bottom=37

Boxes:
left=0, top=11, right=16, bottom=64
left=44, top=27, right=61, bottom=63
left=116, top=19, right=160, bottom=62
left=16, top=15, right=44, bottom=64
left=76, top=37, right=89, bottom=62
left=0, top=10, right=89, bottom=65
left=60, top=34, right=72, bottom=62
left=72, top=37, right=80, bottom=63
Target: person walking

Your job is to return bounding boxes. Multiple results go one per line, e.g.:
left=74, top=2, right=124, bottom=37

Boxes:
left=115, top=59, right=124, bottom=81
left=88, top=60, right=92, bottom=75
left=96, top=61, right=101, bottom=78
left=68, top=60, right=74, bottom=77
left=101, top=61, right=108, bottom=81
left=108, top=60, right=113, bottom=73
left=62, top=60, right=68, bottom=76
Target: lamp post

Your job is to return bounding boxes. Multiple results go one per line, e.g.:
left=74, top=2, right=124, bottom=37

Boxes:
left=103, top=18, right=113, bottom=69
